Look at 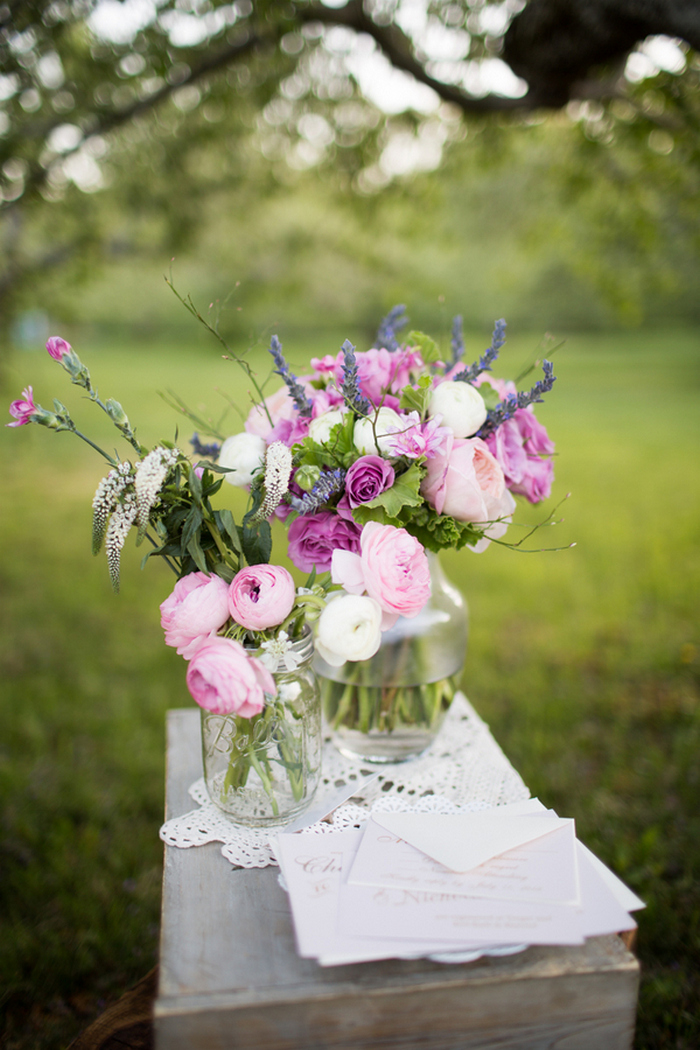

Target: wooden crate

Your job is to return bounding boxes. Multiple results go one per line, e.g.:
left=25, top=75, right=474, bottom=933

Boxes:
left=155, top=708, right=640, bottom=1050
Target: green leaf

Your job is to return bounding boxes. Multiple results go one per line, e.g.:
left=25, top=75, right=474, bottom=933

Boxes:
left=201, top=462, right=236, bottom=474
left=478, top=381, right=501, bottom=411
left=215, top=508, right=243, bottom=555
left=212, top=562, right=235, bottom=584
left=351, top=504, right=399, bottom=528
left=408, top=330, right=441, bottom=364
left=187, top=463, right=203, bottom=505
left=181, top=505, right=203, bottom=556
left=186, top=531, right=209, bottom=573
left=365, top=462, right=425, bottom=518
left=399, top=374, right=432, bottom=416
left=242, top=521, right=272, bottom=566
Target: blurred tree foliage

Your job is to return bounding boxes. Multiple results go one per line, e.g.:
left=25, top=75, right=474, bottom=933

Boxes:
left=1, top=0, right=699, bottom=344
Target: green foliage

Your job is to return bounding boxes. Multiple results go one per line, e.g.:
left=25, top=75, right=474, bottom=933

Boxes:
left=399, top=374, right=432, bottom=417
left=352, top=461, right=426, bottom=527
left=406, top=330, right=441, bottom=364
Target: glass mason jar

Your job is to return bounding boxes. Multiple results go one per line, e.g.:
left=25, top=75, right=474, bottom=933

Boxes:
left=315, top=554, right=468, bottom=762
left=201, top=629, right=321, bottom=826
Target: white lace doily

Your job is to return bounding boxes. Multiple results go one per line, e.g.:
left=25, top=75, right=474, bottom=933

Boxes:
left=159, top=692, right=529, bottom=868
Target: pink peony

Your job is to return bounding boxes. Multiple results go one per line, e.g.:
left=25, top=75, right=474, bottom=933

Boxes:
left=332, top=522, right=431, bottom=629
left=7, top=387, right=38, bottom=427
left=186, top=636, right=275, bottom=717
left=287, top=511, right=362, bottom=573
left=160, top=571, right=231, bottom=659
left=46, top=336, right=72, bottom=361
left=228, top=564, right=296, bottom=631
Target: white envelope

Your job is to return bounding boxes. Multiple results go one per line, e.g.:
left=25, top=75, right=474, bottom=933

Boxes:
left=371, top=809, right=571, bottom=873
left=349, top=816, right=580, bottom=905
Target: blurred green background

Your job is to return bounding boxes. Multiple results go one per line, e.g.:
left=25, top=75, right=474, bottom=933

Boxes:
left=1, top=3, right=699, bottom=1049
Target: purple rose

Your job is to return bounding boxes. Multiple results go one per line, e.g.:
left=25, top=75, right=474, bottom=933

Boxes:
left=344, top=455, right=395, bottom=508
left=485, top=408, right=554, bottom=504
left=287, top=511, right=362, bottom=573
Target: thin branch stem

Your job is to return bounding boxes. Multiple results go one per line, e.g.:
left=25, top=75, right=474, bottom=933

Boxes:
left=164, top=276, right=274, bottom=427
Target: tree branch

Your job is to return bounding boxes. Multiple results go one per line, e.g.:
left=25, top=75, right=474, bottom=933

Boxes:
left=298, top=0, right=532, bottom=115
left=1, top=27, right=272, bottom=213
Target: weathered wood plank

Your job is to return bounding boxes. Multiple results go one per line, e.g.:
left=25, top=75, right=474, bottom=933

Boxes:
left=156, top=708, right=639, bottom=1050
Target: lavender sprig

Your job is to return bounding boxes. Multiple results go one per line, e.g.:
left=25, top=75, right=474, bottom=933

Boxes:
left=288, top=468, right=346, bottom=514
left=269, top=335, right=313, bottom=418
left=478, top=360, right=556, bottom=438
left=340, top=339, right=371, bottom=416
left=190, top=433, right=222, bottom=458
left=453, top=318, right=507, bottom=383
left=449, top=315, right=465, bottom=369
left=376, top=304, right=408, bottom=353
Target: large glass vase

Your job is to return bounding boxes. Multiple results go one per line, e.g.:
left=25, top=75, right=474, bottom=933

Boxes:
left=316, top=555, right=468, bottom=762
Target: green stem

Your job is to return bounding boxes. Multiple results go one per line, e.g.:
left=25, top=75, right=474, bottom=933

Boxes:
left=248, top=747, right=279, bottom=816
left=71, top=428, right=118, bottom=465
left=165, top=277, right=274, bottom=428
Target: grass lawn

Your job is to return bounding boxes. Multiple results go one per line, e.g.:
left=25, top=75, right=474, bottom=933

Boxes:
left=0, top=323, right=698, bottom=1048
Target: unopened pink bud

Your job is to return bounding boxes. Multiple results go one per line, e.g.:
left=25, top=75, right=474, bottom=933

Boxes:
left=46, top=336, right=72, bottom=361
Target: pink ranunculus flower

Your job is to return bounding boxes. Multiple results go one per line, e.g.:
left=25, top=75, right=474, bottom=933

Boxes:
left=287, top=511, right=362, bottom=573
left=160, top=571, right=231, bottom=660
left=228, top=564, right=296, bottom=631
left=186, top=636, right=275, bottom=717
left=7, top=387, right=38, bottom=427
left=46, top=336, right=72, bottom=361
left=332, top=522, right=431, bottom=629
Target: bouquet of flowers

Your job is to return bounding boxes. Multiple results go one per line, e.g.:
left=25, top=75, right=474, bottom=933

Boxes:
left=8, top=303, right=560, bottom=803
left=200, top=306, right=558, bottom=755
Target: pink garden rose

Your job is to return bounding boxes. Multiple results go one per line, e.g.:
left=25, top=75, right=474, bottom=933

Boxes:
left=421, top=434, right=506, bottom=522
left=160, top=571, right=231, bottom=659
left=287, top=511, right=362, bottom=573
left=46, top=336, right=72, bottom=361
left=331, top=522, right=431, bottom=629
left=421, top=434, right=516, bottom=550
left=186, top=636, right=275, bottom=717
left=7, top=387, right=38, bottom=427
left=228, top=564, right=296, bottom=631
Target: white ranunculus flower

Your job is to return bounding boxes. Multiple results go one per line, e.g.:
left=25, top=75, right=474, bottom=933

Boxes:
left=308, top=409, right=345, bottom=445
left=428, top=381, right=487, bottom=438
left=314, top=593, right=383, bottom=667
left=218, top=432, right=266, bottom=487
left=353, top=407, right=404, bottom=456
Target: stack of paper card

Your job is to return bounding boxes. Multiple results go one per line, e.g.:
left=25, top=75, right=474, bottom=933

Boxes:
left=273, top=798, right=644, bottom=967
